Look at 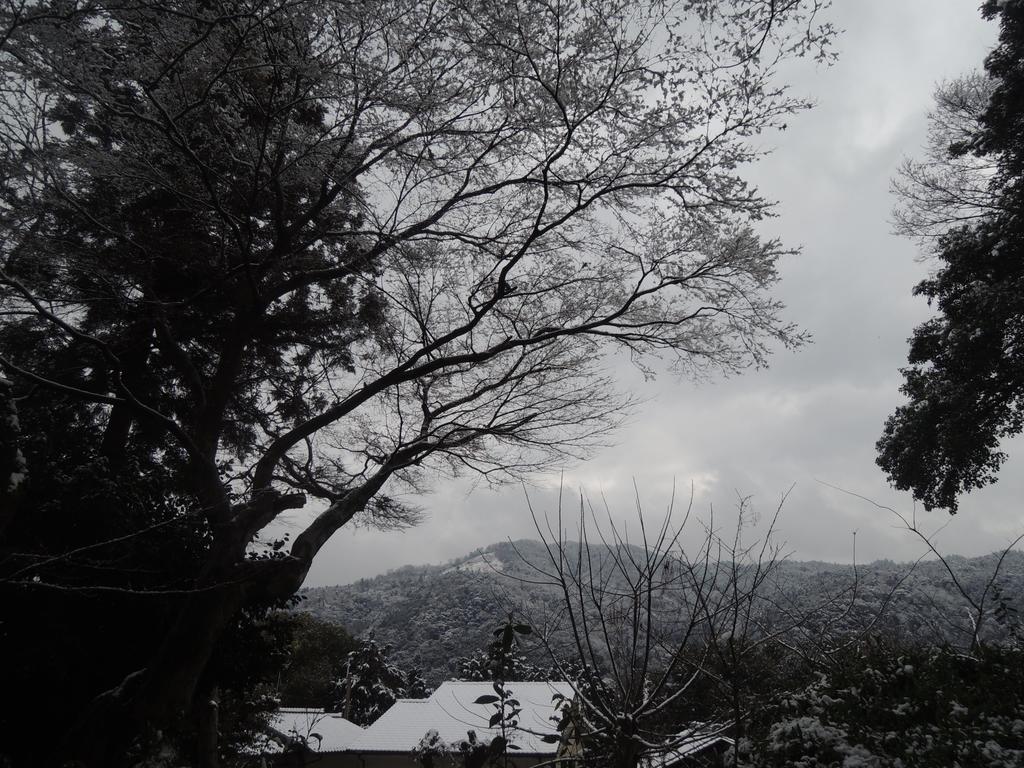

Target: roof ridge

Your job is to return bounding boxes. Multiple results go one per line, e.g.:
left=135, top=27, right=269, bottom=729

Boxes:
left=436, top=684, right=573, bottom=688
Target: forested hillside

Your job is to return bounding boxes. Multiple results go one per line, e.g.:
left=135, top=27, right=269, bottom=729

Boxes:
left=297, top=541, right=1024, bottom=683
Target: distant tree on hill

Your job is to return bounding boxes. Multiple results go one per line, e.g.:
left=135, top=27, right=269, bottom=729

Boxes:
left=456, top=617, right=548, bottom=683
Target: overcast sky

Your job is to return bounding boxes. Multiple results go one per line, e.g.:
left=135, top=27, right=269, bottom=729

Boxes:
left=289, top=0, right=1024, bottom=587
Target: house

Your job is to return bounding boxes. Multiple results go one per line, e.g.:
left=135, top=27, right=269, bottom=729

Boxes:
left=264, top=683, right=733, bottom=768
left=265, top=681, right=573, bottom=768
left=265, top=707, right=367, bottom=760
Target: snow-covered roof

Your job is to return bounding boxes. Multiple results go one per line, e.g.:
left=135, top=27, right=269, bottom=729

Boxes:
left=266, top=689, right=731, bottom=762
left=645, top=725, right=734, bottom=767
left=267, top=708, right=366, bottom=753
left=350, top=681, right=573, bottom=755
left=266, top=682, right=573, bottom=756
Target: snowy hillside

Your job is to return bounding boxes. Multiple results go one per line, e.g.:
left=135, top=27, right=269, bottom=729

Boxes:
left=296, top=541, right=1024, bottom=684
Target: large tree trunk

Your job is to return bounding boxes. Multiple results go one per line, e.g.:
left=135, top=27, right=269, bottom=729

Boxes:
left=0, top=376, right=24, bottom=537
left=64, top=550, right=309, bottom=766
left=61, top=578, right=248, bottom=766
left=197, top=686, right=221, bottom=768
left=99, top=322, right=155, bottom=467
left=135, top=580, right=249, bottom=726
left=68, top=489, right=365, bottom=765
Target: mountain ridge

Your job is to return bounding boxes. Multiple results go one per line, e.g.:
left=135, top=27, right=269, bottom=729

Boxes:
left=296, top=540, right=1024, bottom=683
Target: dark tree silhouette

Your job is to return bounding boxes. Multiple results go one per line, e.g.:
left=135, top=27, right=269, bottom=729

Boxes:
left=878, top=0, right=1024, bottom=512
left=0, top=0, right=833, bottom=761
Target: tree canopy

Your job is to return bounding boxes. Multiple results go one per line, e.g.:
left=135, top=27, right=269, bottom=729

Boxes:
left=0, top=0, right=833, bottom=761
left=878, top=0, right=1024, bottom=512
left=277, top=613, right=359, bottom=709
left=339, top=637, right=431, bottom=725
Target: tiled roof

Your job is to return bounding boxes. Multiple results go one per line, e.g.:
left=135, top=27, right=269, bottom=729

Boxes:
left=266, top=688, right=730, bottom=762
left=268, top=708, right=366, bottom=753
left=349, top=681, right=573, bottom=755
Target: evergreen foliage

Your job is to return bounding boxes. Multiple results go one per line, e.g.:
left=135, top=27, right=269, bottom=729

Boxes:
left=752, top=642, right=1024, bottom=767
left=337, top=638, right=431, bottom=725
left=878, top=0, right=1024, bottom=511
left=299, top=543, right=1024, bottom=683
left=457, top=618, right=548, bottom=683
left=277, top=614, right=359, bottom=709
left=0, top=337, right=296, bottom=766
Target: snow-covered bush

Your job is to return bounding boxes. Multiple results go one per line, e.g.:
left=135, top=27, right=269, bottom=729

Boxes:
left=751, top=642, right=1024, bottom=767
left=336, top=638, right=431, bottom=725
